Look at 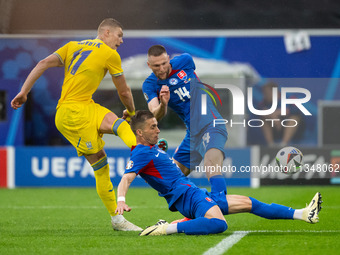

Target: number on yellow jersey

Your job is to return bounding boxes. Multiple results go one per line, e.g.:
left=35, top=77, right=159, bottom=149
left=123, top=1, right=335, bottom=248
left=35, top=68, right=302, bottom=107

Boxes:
left=68, top=49, right=93, bottom=75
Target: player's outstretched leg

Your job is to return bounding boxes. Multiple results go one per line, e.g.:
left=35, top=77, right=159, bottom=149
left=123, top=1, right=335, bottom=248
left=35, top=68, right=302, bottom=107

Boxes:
left=249, top=197, right=295, bottom=219
left=249, top=192, right=322, bottom=223
left=139, top=217, right=227, bottom=236
left=140, top=205, right=227, bottom=236
left=176, top=217, right=227, bottom=235
left=91, top=155, right=142, bottom=231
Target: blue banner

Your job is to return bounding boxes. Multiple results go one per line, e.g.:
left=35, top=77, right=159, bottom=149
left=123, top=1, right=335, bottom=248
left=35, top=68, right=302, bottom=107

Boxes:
left=14, top=146, right=251, bottom=187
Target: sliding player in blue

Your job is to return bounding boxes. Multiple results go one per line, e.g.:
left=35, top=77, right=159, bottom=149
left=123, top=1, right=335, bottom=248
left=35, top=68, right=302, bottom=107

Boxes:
left=115, top=110, right=322, bottom=236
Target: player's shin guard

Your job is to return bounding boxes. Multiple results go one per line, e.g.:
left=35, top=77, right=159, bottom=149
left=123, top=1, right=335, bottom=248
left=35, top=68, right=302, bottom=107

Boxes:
left=177, top=217, right=228, bottom=235
left=112, top=118, right=136, bottom=148
left=92, top=156, right=117, bottom=216
left=209, top=175, right=227, bottom=193
left=250, top=197, right=295, bottom=219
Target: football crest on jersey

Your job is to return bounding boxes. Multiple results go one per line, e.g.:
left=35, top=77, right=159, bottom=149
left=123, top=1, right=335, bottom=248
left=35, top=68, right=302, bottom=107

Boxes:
left=126, top=160, right=134, bottom=170
left=86, top=141, right=93, bottom=150
left=169, top=78, right=178, bottom=85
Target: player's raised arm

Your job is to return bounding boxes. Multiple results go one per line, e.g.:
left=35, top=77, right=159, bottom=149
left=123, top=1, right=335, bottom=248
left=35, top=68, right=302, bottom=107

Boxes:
left=11, top=54, right=62, bottom=110
left=148, top=85, right=170, bottom=121
left=115, top=172, right=137, bottom=215
left=112, top=74, right=136, bottom=118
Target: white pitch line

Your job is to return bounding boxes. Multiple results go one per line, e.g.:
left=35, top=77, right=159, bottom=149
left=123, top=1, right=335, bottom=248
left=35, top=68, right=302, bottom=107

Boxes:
left=202, top=229, right=340, bottom=255
left=203, top=231, right=249, bottom=255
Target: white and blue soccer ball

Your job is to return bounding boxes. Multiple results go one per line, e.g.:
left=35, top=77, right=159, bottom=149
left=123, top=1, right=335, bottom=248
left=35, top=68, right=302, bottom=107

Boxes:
left=157, top=138, right=168, bottom=152
left=275, top=146, right=304, bottom=175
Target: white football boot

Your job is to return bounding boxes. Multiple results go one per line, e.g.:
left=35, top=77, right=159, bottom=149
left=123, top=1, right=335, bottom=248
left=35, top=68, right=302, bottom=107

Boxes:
left=302, top=192, right=322, bottom=223
left=139, top=220, right=169, bottom=236
left=111, top=218, right=143, bottom=231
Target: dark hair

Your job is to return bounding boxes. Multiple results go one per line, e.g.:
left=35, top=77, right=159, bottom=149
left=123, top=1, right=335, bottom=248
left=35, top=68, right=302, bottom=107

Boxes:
left=147, top=45, right=167, bottom=57
left=130, top=110, right=155, bottom=135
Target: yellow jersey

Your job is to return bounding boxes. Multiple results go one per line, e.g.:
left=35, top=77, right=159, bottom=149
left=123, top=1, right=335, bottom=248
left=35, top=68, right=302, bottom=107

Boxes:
left=54, top=38, right=123, bottom=108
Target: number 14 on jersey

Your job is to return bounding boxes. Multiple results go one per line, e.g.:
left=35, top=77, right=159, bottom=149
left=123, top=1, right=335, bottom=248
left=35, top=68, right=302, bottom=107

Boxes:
left=174, top=87, right=191, bottom=102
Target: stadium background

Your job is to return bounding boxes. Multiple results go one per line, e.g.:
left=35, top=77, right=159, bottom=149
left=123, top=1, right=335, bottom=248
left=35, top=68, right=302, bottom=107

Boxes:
left=1, top=0, right=340, bottom=189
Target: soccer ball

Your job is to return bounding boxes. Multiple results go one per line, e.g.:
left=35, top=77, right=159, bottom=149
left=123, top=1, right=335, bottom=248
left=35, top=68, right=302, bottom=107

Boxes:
left=157, top=138, right=168, bottom=152
left=275, top=146, right=304, bottom=174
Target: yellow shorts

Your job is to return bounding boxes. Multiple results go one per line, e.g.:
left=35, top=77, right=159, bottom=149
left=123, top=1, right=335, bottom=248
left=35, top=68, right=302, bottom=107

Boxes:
left=55, top=101, right=111, bottom=156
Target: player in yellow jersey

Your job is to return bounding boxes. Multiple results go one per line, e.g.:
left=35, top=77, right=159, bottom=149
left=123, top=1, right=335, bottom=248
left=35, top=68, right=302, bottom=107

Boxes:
left=11, top=18, right=142, bottom=231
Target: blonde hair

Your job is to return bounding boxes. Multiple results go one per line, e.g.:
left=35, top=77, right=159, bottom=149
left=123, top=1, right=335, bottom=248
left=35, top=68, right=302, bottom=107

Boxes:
left=97, top=18, right=122, bottom=34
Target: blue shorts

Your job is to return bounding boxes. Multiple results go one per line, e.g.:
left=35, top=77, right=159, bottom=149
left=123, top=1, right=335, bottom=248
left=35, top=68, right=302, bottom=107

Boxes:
left=173, top=122, right=228, bottom=170
left=173, top=186, right=229, bottom=219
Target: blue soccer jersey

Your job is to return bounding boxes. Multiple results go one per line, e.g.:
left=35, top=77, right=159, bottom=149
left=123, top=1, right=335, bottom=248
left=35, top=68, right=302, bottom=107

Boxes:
left=142, top=53, right=222, bottom=135
left=125, top=144, right=197, bottom=211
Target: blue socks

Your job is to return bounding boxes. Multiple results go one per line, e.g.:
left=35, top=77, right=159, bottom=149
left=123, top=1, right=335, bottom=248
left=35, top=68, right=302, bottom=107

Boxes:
left=209, top=175, right=227, bottom=193
left=250, top=197, right=295, bottom=219
left=177, top=217, right=228, bottom=235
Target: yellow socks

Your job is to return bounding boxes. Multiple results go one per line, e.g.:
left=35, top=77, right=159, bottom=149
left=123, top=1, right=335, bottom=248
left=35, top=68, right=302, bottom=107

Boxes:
left=92, top=118, right=134, bottom=216
left=92, top=156, right=117, bottom=216
left=112, top=118, right=136, bottom=148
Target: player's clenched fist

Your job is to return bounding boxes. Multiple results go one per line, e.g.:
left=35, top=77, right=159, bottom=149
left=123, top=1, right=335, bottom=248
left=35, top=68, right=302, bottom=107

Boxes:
left=11, top=91, right=27, bottom=110
left=160, top=85, right=170, bottom=105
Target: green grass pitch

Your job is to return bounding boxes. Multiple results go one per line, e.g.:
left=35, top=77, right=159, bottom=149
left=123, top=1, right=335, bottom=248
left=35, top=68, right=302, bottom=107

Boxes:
left=0, top=186, right=339, bottom=255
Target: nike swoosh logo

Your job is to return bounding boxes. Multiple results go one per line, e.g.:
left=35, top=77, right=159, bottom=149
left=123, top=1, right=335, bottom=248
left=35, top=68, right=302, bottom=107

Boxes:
left=146, top=227, right=157, bottom=235
left=155, top=153, right=160, bottom=157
